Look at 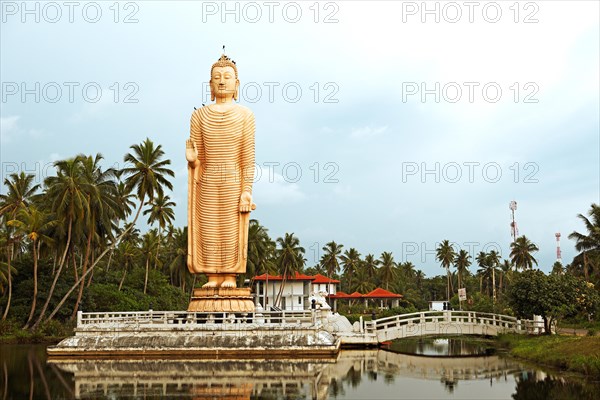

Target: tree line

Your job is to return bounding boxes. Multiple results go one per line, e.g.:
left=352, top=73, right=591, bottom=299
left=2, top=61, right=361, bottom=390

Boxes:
left=1, top=138, right=599, bottom=331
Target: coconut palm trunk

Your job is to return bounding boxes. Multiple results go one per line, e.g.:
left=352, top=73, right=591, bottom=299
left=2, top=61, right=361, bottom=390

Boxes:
left=143, top=256, right=150, bottom=295
left=23, top=240, right=38, bottom=328
left=71, top=229, right=93, bottom=320
left=1, top=248, right=12, bottom=321
left=43, top=198, right=145, bottom=324
left=31, top=218, right=72, bottom=330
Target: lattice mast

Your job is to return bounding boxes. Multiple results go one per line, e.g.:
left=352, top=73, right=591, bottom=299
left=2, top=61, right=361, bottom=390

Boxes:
left=509, top=201, right=518, bottom=243
left=555, top=232, right=562, bottom=263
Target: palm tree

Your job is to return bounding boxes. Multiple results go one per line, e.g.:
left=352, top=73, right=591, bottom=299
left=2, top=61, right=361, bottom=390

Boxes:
left=414, top=270, right=425, bottom=290
left=454, top=249, right=471, bottom=295
left=167, top=227, right=189, bottom=292
left=44, top=139, right=175, bottom=325
left=141, top=229, right=160, bottom=294
left=116, top=241, right=141, bottom=291
left=510, top=236, right=539, bottom=271
left=487, top=250, right=500, bottom=303
left=122, top=138, right=174, bottom=226
left=247, top=220, right=276, bottom=278
left=32, top=157, right=90, bottom=329
left=143, top=192, right=175, bottom=268
left=321, top=241, right=343, bottom=295
left=551, top=261, right=564, bottom=275
left=0, top=172, right=40, bottom=218
left=436, top=240, right=456, bottom=302
left=340, top=248, right=361, bottom=293
left=246, top=220, right=277, bottom=304
left=0, top=226, right=20, bottom=321
left=362, top=254, right=378, bottom=283
left=568, top=203, right=600, bottom=281
left=71, top=154, right=120, bottom=318
left=105, top=181, right=137, bottom=272
left=7, top=206, right=55, bottom=327
left=352, top=267, right=375, bottom=294
left=0, top=172, right=39, bottom=321
left=498, top=259, right=512, bottom=297
left=378, top=252, right=396, bottom=291
left=274, top=233, right=305, bottom=307
left=476, top=251, right=489, bottom=295
left=114, top=180, right=136, bottom=219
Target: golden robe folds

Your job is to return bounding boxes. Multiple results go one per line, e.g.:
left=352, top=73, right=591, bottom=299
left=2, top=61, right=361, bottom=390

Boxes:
left=187, top=104, right=255, bottom=274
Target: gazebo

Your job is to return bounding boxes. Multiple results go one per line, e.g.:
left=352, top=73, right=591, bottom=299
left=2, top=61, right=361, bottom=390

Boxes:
left=362, top=288, right=403, bottom=309
left=328, top=288, right=403, bottom=311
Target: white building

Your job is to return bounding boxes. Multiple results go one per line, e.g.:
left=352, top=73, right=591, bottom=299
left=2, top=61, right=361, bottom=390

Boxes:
left=253, top=273, right=340, bottom=311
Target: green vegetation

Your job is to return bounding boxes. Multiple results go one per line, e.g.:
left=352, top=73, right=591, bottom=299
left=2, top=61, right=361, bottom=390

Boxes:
left=1, top=136, right=599, bottom=345
left=497, top=334, right=600, bottom=377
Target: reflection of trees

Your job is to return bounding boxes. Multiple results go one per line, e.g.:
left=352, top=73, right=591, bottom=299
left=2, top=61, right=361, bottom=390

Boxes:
left=2, top=345, right=74, bottom=399
left=441, top=377, right=457, bottom=394
left=5, top=345, right=600, bottom=400
left=2, top=360, right=7, bottom=400
left=383, top=373, right=395, bottom=385
left=512, top=374, right=599, bottom=400
left=328, top=378, right=345, bottom=398
left=367, top=371, right=378, bottom=381
left=342, top=366, right=362, bottom=388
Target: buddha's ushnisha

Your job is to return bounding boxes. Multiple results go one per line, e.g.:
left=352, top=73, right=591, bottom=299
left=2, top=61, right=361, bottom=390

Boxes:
left=186, top=53, right=256, bottom=288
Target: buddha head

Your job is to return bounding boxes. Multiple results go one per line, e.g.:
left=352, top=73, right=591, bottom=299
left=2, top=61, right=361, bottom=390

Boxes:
left=210, top=54, right=239, bottom=102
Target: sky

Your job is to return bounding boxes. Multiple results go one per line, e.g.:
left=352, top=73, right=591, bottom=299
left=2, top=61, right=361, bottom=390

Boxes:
left=1, top=0, right=598, bottom=277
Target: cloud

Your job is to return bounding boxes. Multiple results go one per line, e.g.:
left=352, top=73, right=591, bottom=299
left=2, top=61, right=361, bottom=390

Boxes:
left=49, top=153, right=63, bottom=162
left=67, top=96, right=114, bottom=124
left=254, top=166, right=307, bottom=205
left=0, top=116, right=47, bottom=145
left=351, top=125, right=388, bottom=138
left=0, top=115, right=20, bottom=143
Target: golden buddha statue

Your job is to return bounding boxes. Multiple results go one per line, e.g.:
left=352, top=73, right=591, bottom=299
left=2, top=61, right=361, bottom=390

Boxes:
left=186, top=53, right=256, bottom=289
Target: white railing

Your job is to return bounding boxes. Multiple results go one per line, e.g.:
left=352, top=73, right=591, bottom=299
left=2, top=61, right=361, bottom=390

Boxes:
left=363, top=311, right=545, bottom=336
left=76, top=309, right=318, bottom=329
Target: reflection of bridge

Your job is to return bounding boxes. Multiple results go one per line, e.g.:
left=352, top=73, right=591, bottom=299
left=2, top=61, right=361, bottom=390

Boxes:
left=363, top=311, right=542, bottom=343
left=53, top=349, right=528, bottom=399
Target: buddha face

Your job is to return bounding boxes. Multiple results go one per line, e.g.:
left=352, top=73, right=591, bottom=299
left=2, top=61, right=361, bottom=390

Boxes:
left=210, top=66, right=238, bottom=101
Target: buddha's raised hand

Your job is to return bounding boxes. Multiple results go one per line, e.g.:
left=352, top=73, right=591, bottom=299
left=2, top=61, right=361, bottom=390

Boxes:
left=186, top=139, right=198, bottom=163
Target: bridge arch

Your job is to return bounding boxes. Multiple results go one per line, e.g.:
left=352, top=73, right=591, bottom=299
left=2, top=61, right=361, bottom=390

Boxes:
left=365, top=310, right=540, bottom=343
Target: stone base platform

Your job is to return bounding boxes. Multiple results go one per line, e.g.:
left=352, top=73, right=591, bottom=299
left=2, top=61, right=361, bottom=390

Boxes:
left=188, top=287, right=255, bottom=313
left=47, top=310, right=343, bottom=360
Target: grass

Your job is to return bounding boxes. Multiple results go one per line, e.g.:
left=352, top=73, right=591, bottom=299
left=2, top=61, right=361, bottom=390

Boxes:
left=497, top=334, right=600, bottom=377
left=0, top=319, right=73, bottom=344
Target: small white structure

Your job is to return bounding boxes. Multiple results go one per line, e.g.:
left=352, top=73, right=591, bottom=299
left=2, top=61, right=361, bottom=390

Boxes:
left=429, top=301, right=451, bottom=311
left=253, top=273, right=339, bottom=311
left=310, top=274, right=340, bottom=295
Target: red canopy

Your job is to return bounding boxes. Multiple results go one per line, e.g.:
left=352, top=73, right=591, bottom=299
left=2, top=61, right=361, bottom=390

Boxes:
left=363, top=288, right=403, bottom=298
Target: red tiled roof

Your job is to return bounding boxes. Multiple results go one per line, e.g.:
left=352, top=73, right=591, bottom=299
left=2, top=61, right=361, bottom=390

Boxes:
left=253, top=272, right=314, bottom=281
left=311, top=273, right=340, bottom=284
left=329, top=291, right=350, bottom=299
left=329, top=291, right=364, bottom=299
left=363, top=288, right=403, bottom=298
left=329, top=288, right=403, bottom=299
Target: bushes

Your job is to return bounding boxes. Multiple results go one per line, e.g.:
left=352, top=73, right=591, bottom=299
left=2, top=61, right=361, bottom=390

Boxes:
left=82, top=268, right=188, bottom=313
left=498, top=334, right=600, bottom=378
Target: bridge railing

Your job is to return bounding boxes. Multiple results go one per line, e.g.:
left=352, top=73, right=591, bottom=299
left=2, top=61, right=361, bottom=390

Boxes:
left=76, top=309, right=317, bottom=329
left=364, top=310, right=543, bottom=335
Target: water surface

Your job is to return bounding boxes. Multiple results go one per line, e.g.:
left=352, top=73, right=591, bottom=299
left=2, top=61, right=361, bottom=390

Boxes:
left=1, top=344, right=598, bottom=399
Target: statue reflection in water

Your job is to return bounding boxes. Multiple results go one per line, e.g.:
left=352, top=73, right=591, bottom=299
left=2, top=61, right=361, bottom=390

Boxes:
left=44, top=349, right=600, bottom=400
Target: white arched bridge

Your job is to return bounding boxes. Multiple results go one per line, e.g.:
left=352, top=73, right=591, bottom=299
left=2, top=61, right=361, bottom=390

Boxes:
left=359, top=311, right=542, bottom=344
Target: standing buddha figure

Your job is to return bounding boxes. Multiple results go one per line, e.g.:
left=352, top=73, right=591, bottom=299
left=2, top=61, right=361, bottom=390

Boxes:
left=186, top=53, right=256, bottom=288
